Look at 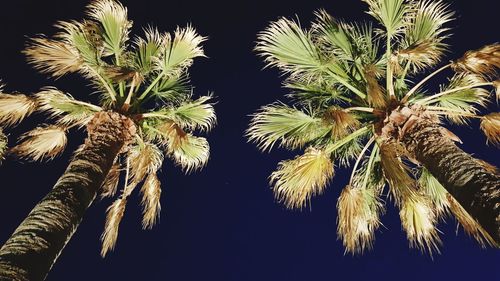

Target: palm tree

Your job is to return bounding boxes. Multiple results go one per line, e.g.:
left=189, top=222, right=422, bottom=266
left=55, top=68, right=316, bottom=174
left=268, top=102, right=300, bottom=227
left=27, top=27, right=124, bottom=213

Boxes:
left=0, top=0, right=216, bottom=280
left=247, top=0, right=500, bottom=255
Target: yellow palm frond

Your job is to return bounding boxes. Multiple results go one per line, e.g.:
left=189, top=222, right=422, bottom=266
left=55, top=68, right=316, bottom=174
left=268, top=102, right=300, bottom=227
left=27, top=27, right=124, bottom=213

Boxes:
left=101, top=198, right=127, bottom=257
left=270, top=147, right=334, bottom=209
left=140, top=173, right=161, bottom=229
left=337, top=185, right=384, bottom=254
left=11, top=125, right=67, bottom=161
left=0, top=92, right=37, bottom=127
left=399, top=194, right=441, bottom=254
left=480, top=112, right=500, bottom=147
left=24, top=37, right=81, bottom=77
left=452, top=43, right=500, bottom=76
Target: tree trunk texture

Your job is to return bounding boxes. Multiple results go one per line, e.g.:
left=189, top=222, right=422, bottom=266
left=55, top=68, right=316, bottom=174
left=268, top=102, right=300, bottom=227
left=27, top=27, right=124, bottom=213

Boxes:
left=401, top=116, right=500, bottom=244
left=0, top=112, right=135, bottom=281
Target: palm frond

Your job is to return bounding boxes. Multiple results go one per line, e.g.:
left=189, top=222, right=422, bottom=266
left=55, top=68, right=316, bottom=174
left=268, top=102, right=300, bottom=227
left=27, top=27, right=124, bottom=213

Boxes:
left=151, top=74, right=191, bottom=102
left=169, top=134, right=210, bottom=173
left=364, top=65, right=387, bottom=108
left=480, top=112, right=500, bottom=147
left=247, top=104, right=329, bottom=151
left=24, top=37, right=81, bottom=77
left=128, top=141, right=164, bottom=184
left=11, top=125, right=67, bottom=161
left=86, top=0, right=131, bottom=56
left=140, top=173, right=161, bottom=229
left=418, top=167, right=449, bottom=219
left=154, top=25, right=206, bottom=75
left=418, top=74, right=489, bottom=125
left=446, top=193, right=499, bottom=247
left=312, top=10, right=354, bottom=60
left=323, top=108, right=361, bottom=140
left=270, top=147, right=334, bottom=209
left=452, top=43, right=500, bottom=76
left=379, top=141, right=415, bottom=204
left=256, top=17, right=325, bottom=78
left=0, top=128, right=7, bottom=164
left=133, top=27, right=164, bottom=76
left=165, top=96, right=216, bottom=132
left=54, top=21, right=101, bottom=70
left=101, top=162, right=121, bottom=198
left=36, top=88, right=102, bottom=127
left=101, top=197, right=126, bottom=257
left=398, top=0, right=453, bottom=73
left=399, top=194, right=441, bottom=254
left=0, top=92, right=37, bottom=127
left=337, top=185, right=384, bottom=254
left=362, top=0, right=412, bottom=35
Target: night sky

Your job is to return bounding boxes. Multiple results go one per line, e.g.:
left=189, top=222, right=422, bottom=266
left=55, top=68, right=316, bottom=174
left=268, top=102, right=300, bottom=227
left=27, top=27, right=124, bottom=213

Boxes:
left=0, top=0, right=499, bottom=280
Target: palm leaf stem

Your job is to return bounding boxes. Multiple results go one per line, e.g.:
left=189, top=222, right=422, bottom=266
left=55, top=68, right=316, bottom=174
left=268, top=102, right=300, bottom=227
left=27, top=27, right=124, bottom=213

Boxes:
left=403, top=63, right=451, bottom=102
left=349, top=137, right=375, bottom=185
left=416, top=82, right=493, bottom=104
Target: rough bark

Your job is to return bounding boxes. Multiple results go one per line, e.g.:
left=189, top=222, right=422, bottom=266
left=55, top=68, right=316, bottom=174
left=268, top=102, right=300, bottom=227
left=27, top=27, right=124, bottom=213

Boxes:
left=0, top=112, right=135, bottom=281
left=401, top=116, right=500, bottom=244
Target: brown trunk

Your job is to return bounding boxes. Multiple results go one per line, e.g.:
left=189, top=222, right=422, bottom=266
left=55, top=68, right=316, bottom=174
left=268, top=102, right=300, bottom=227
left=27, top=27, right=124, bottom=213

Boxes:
left=401, top=116, right=500, bottom=244
left=0, top=112, right=135, bottom=281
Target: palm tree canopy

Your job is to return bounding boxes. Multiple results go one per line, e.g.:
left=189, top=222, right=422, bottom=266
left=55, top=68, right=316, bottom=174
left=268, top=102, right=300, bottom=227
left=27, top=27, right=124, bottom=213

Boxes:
left=0, top=0, right=216, bottom=257
left=248, top=0, right=500, bottom=254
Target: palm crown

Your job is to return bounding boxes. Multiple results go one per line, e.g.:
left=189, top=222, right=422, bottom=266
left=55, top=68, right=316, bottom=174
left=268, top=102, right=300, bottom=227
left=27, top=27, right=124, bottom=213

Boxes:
left=247, top=0, right=500, bottom=254
left=0, top=0, right=215, bottom=256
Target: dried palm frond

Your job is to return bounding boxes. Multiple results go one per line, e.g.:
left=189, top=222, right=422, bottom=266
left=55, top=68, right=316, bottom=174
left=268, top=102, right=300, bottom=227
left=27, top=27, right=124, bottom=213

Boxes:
left=0, top=92, right=37, bottom=127
left=324, top=108, right=360, bottom=140
left=36, top=88, right=101, bottom=127
left=101, top=198, right=127, bottom=257
left=480, top=112, right=500, bottom=147
left=379, top=141, right=415, bottom=204
left=140, top=173, right=162, bottom=229
left=337, top=185, right=384, bottom=254
left=155, top=25, right=206, bottom=75
left=270, top=147, right=334, bottom=209
left=11, top=125, right=67, bottom=161
left=399, top=194, right=441, bottom=254
left=86, top=0, right=131, bottom=56
left=446, top=193, right=499, bottom=247
left=364, top=65, right=386, bottom=108
left=494, top=80, right=500, bottom=101
left=24, top=37, right=81, bottom=77
left=418, top=167, right=449, bottom=219
left=247, top=104, right=329, bottom=151
left=128, top=142, right=163, bottom=184
left=101, top=162, right=121, bottom=198
left=0, top=128, right=7, bottom=164
left=452, top=43, right=500, bottom=76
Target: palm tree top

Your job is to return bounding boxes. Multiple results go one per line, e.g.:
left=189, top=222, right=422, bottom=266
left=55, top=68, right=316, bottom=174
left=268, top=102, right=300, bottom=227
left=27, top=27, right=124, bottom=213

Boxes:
left=247, top=0, right=500, bottom=254
left=0, top=0, right=216, bottom=256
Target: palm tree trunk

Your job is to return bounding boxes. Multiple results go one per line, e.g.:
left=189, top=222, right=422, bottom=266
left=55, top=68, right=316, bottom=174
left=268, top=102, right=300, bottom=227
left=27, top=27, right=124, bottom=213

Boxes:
left=401, top=116, right=500, bottom=244
left=0, top=112, right=135, bottom=281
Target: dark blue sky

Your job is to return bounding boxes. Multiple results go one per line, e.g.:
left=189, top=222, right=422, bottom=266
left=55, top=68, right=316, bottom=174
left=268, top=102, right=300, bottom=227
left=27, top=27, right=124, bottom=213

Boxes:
left=0, top=0, right=499, bottom=280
